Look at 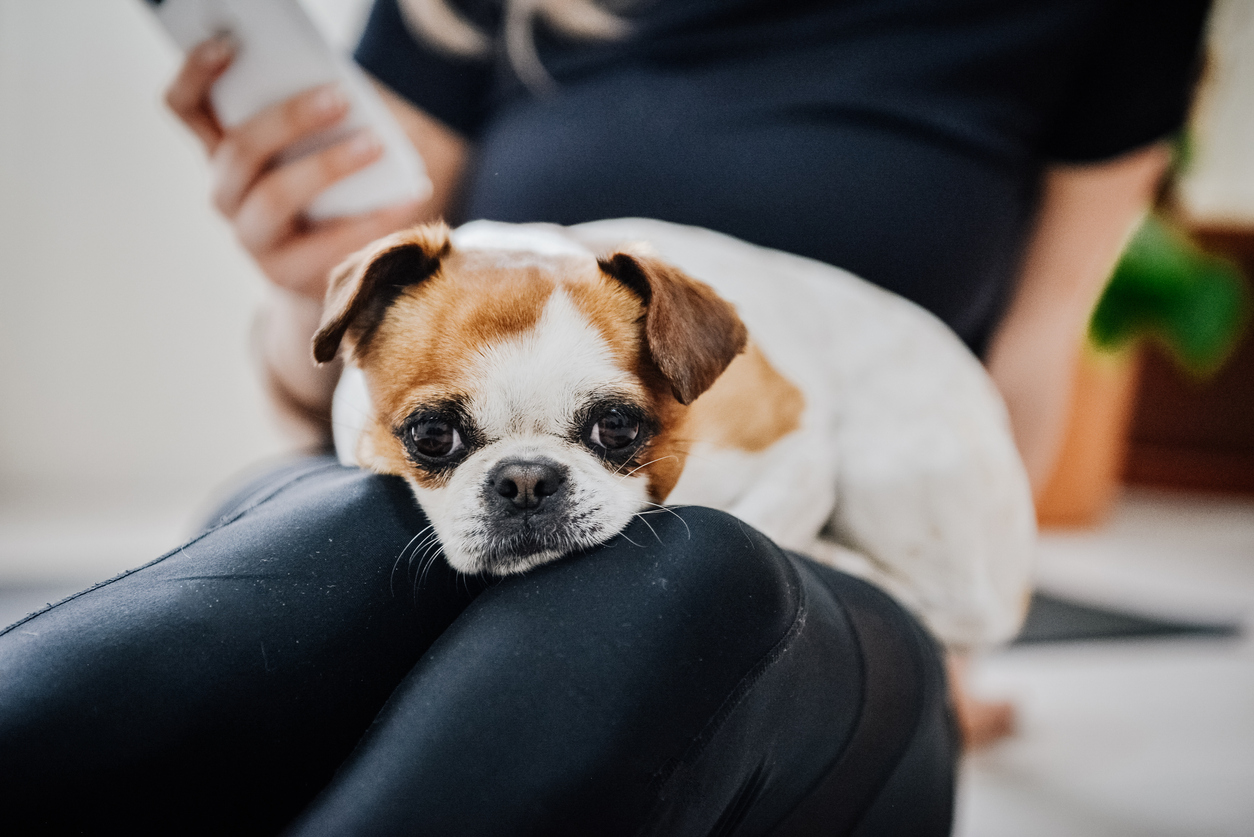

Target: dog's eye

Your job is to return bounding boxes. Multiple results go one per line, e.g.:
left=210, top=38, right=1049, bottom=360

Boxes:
left=409, top=419, right=463, bottom=459
left=590, top=409, right=639, bottom=451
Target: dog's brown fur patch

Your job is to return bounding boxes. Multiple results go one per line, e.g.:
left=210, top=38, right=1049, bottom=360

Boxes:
left=598, top=252, right=748, bottom=405
left=314, top=223, right=451, bottom=364
left=681, top=343, right=805, bottom=453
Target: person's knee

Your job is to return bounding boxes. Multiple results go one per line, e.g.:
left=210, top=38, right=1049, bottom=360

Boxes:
left=504, top=504, right=808, bottom=677
left=311, top=506, right=812, bottom=834
left=617, top=503, right=791, bottom=578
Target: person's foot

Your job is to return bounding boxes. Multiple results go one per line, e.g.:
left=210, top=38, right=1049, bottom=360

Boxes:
left=947, top=655, right=1016, bottom=750
left=954, top=692, right=1016, bottom=749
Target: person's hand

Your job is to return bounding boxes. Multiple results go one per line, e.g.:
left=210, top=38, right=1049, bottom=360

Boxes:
left=165, top=37, right=423, bottom=301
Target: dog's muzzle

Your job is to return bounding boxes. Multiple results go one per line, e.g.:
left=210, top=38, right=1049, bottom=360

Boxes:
left=477, top=457, right=582, bottom=569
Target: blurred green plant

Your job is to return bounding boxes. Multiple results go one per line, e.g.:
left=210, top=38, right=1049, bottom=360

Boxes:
left=1089, top=214, right=1251, bottom=376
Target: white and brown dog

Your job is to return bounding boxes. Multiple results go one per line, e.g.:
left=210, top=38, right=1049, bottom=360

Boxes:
left=317, top=219, right=1035, bottom=649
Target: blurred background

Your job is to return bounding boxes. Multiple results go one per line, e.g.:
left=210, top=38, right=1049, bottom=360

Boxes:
left=0, top=0, right=367, bottom=585
left=1, top=0, right=1251, bottom=834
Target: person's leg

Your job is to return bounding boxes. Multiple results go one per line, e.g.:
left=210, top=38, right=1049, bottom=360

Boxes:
left=2, top=465, right=956, bottom=836
left=287, top=507, right=957, bottom=837
left=0, top=458, right=481, bottom=835
left=777, top=562, right=957, bottom=837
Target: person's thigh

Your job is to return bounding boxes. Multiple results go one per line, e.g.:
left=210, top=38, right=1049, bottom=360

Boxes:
left=288, top=507, right=956, bottom=837
left=0, top=458, right=478, bottom=835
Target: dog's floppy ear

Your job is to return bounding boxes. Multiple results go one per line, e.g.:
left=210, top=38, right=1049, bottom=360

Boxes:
left=312, top=223, right=451, bottom=364
left=599, top=251, right=747, bottom=405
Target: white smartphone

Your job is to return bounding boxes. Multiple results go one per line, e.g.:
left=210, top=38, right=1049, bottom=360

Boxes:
left=145, top=0, right=432, bottom=221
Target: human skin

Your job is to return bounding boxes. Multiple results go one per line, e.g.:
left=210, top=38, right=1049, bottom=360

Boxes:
left=984, top=143, right=1171, bottom=492
left=164, top=38, right=467, bottom=440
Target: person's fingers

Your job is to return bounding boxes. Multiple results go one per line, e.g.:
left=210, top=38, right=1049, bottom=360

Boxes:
left=211, top=84, right=351, bottom=217
left=234, top=130, right=384, bottom=254
left=260, top=200, right=424, bottom=300
left=164, top=37, right=234, bottom=152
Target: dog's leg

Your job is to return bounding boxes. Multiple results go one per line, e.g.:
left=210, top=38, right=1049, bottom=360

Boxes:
left=722, top=422, right=839, bottom=555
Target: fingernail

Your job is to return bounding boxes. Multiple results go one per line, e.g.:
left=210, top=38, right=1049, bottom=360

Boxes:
left=308, top=84, right=349, bottom=117
left=198, top=36, right=234, bottom=65
left=346, top=131, right=382, bottom=159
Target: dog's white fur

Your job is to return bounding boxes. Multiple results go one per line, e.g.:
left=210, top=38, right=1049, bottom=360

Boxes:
left=332, top=219, right=1036, bottom=649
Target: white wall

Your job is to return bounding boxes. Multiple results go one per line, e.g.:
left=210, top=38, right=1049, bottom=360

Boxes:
left=1180, top=0, right=1254, bottom=225
left=0, top=0, right=367, bottom=584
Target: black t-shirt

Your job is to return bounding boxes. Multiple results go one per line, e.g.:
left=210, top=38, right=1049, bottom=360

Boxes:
left=356, top=0, right=1209, bottom=353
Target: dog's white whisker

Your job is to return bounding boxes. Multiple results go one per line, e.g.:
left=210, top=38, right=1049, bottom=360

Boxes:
left=402, top=537, right=439, bottom=585
left=638, top=502, right=693, bottom=540
left=631, top=511, right=664, bottom=546
left=644, top=440, right=718, bottom=465
left=415, top=535, right=443, bottom=570
left=455, top=569, right=471, bottom=597
left=614, top=457, right=657, bottom=481
left=391, top=525, right=436, bottom=597
left=608, top=454, right=643, bottom=478
left=412, top=542, right=442, bottom=599
left=617, top=454, right=679, bottom=483
left=414, top=545, right=445, bottom=596
left=404, top=525, right=435, bottom=555
left=408, top=532, right=441, bottom=570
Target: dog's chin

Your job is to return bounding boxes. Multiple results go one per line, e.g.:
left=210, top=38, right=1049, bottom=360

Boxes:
left=470, top=547, right=565, bottom=577
left=441, top=522, right=622, bottom=577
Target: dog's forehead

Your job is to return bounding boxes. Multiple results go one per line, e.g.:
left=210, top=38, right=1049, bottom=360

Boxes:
left=445, top=220, right=600, bottom=279
left=462, top=287, right=644, bottom=437
left=367, top=242, right=648, bottom=434
left=444, top=248, right=596, bottom=281
left=450, top=220, right=590, bottom=258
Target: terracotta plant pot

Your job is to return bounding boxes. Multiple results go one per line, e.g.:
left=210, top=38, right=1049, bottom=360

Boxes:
left=1036, top=345, right=1142, bottom=528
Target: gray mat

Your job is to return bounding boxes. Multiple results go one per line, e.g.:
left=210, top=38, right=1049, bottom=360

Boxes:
left=1015, top=591, right=1242, bottom=644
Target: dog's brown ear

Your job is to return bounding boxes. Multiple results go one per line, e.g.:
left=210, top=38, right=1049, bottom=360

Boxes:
left=312, top=223, right=451, bottom=364
left=599, top=252, right=747, bottom=405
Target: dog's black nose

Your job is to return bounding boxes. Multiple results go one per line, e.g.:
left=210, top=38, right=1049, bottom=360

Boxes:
left=490, top=460, right=568, bottom=512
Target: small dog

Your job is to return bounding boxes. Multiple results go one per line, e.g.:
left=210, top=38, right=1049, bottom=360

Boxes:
left=317, top=219, right=1034, bottom=648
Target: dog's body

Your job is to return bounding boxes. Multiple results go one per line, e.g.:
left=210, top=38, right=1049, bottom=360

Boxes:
left=322, top=219, right=1035, bottom=648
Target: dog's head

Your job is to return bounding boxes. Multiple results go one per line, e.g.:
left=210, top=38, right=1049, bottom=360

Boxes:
left=313, top=222, right=746, bottom=575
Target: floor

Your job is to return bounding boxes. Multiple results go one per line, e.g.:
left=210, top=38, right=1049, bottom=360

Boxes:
left=2, top=488, right=1252, bottom=835
left=955, top=489, right=1254, bottom=837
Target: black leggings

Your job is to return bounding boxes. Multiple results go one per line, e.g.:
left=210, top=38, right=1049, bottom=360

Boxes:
left=0, top=458, right=956, bottom=835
